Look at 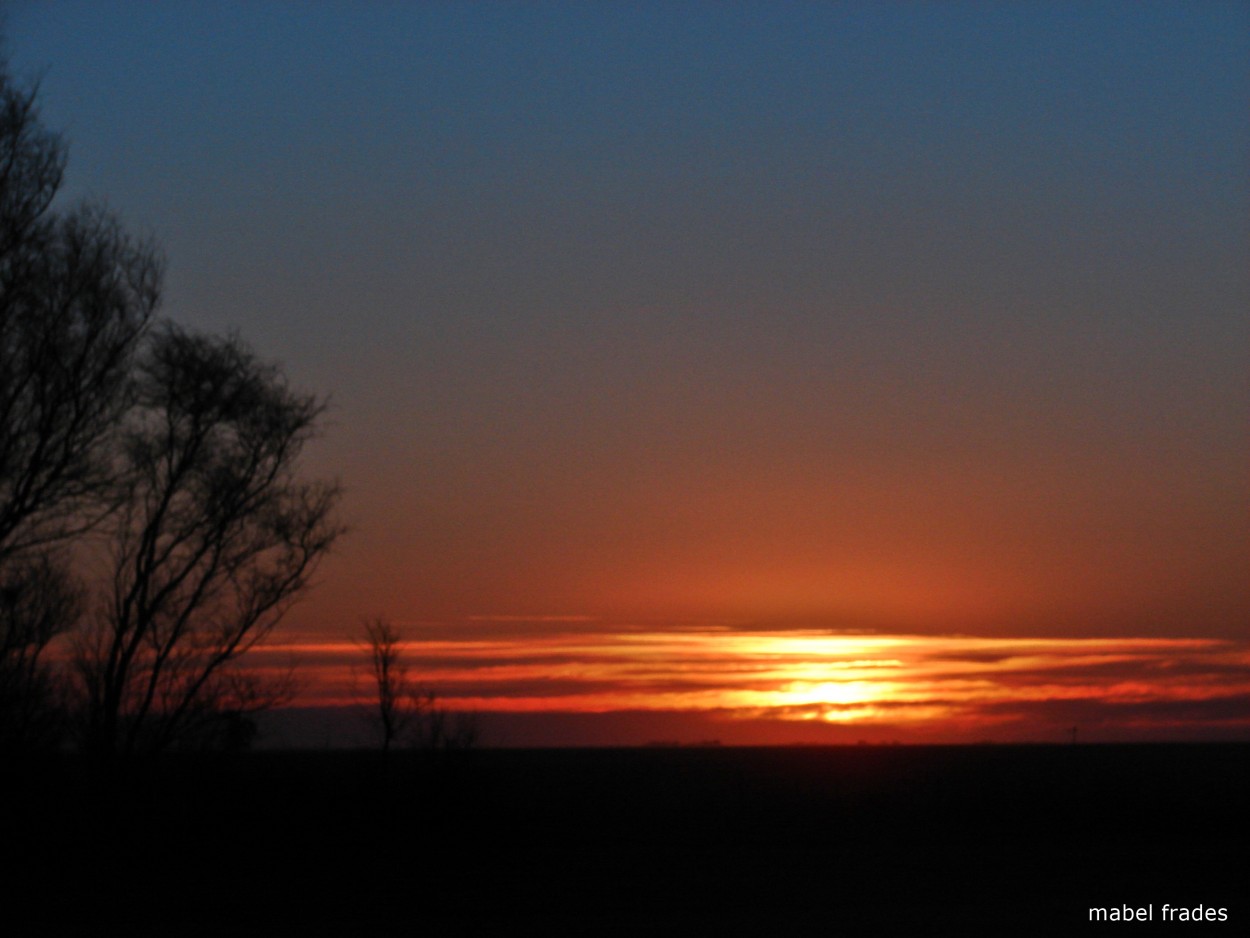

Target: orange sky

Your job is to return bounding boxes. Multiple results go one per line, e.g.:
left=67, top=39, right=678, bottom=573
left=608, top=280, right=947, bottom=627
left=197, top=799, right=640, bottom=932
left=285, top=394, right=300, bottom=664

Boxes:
left=17, top=6, right=1248, bottom=746
left=252, top=626, right=1250, bottom=746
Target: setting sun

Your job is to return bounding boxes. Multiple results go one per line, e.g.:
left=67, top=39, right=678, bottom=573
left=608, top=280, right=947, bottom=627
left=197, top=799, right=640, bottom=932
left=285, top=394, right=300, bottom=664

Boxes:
left=250, top=629, right=1250, bottom=746
left=5, top=5, right=1246, bottom=934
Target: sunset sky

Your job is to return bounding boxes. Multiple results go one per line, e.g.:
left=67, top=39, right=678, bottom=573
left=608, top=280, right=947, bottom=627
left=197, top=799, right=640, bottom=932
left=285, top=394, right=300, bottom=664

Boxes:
left=10, top=2, right=1248, bottom=744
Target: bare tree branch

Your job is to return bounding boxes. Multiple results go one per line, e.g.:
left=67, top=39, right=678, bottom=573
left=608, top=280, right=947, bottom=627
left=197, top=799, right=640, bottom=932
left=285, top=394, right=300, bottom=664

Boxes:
left=78, top=327, right=344, bottom=760
left=361, top=616, right=409, bottom=752
left=359, top=616, right=479, bottom=752
left=0, top=64, right=157, bottom=753
left=0, top=551, right=80, bottom=750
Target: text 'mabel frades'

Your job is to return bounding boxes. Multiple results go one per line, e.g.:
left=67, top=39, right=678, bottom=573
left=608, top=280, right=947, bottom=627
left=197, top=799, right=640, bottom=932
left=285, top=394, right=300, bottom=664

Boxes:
left=1089, top=905, right=1228, bottom=923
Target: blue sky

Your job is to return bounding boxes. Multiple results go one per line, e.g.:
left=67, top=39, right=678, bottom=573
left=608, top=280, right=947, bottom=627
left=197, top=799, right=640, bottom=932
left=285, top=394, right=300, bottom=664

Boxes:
left=8, top=2, right=1248, bottom=640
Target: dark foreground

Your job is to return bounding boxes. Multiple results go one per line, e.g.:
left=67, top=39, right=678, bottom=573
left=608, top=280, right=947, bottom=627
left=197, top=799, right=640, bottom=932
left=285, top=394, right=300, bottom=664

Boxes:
left=5, top=744, right=1246, bottom=936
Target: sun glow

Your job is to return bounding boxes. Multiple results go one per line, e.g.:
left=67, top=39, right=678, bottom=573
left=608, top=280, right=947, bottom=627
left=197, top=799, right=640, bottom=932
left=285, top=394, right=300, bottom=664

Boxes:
left=773, top=680, right=892, bottom=708
left=248, top=627, right=1250, bottom=742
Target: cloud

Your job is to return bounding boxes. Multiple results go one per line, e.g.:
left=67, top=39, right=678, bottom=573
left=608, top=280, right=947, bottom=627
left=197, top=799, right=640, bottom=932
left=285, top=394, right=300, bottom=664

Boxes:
left=467, top=614, right=601, bottom=623
left=247, top=630, right=1250, bottom=740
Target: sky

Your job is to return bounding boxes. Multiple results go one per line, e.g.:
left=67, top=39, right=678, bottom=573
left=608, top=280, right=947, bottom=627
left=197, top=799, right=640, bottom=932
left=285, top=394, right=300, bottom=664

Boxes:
left=8, top=2, right=1249, bottom=744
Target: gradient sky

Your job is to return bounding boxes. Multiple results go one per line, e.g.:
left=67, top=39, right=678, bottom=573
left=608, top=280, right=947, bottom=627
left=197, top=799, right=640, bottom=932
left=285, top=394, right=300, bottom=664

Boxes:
left=9, top=2, right=1249, bottom=742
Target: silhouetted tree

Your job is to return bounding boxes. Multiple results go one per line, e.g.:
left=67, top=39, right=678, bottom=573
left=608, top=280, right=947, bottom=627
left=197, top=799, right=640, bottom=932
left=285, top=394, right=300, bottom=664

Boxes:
left=76, top=326, right=344, bottom=760
left=0, top=62, right=158, bottom=751
left=0, top=57, right=343, bottom=759
left=417, top=692, right=479, bottom=751
left=0, top=75, right=159, bottom=559
left=362, top=616, right=410, bottom=752
left=360, top=616, right=478, bottom=751
left=0, top=551, right=80, bottom=750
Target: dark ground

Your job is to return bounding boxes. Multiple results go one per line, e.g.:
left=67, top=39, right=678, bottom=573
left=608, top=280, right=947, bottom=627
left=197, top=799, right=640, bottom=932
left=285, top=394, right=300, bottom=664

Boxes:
left=4, top=744, right=1246, bottom=936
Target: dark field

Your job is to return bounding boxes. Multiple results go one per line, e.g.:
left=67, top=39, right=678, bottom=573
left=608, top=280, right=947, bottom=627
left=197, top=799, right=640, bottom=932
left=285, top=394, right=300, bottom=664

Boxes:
left=5, top=744, right=1246, bottom=935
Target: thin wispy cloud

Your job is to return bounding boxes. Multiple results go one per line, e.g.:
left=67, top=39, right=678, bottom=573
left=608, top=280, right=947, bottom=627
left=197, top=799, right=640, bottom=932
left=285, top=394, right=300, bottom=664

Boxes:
left=256, top=630, right=1250, bottom=742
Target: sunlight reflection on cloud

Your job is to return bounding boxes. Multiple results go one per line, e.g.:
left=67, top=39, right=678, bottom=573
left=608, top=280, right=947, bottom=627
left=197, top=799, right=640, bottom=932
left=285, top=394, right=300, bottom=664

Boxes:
left=251, top=629, right=1250, bottom=738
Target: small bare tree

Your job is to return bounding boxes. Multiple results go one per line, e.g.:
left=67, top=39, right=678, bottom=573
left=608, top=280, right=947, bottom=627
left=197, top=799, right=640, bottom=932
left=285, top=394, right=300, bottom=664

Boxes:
left=77, top=326, right=344, bottom=759
left=360, top=617, right=478, bottom=751
left=361, top=616, right=410, bottom=752
left=417, top=693, right=480, bottom=751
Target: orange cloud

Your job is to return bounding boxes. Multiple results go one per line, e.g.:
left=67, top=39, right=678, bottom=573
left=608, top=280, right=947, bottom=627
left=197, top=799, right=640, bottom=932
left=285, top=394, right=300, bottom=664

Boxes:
left=250, top=628, right=1250, bottom=742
